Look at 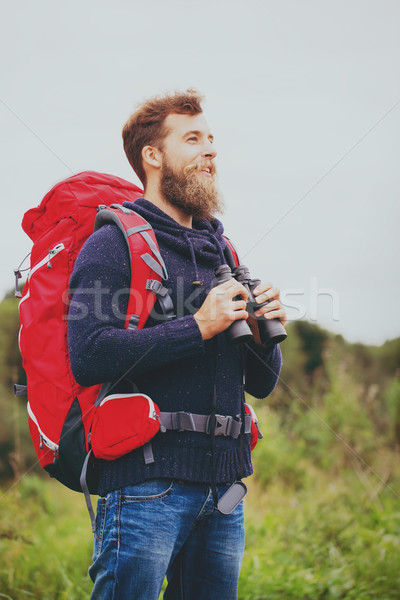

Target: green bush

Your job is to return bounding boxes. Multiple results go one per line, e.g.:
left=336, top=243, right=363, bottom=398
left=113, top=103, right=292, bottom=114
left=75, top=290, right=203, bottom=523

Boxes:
left=251, top=405, right=310, bottom=490
left=240, top=471, right=400, bottom=600
left=0, top=477, right=93, bottom=600
left=384, top=378, right=400, bottom=445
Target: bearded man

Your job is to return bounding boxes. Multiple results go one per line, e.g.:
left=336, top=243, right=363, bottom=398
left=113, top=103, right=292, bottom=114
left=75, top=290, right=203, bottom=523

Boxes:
left=68, top=89, right=285, bottom=600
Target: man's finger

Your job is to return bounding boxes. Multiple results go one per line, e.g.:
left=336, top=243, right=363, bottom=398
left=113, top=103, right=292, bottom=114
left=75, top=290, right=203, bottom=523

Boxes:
left=255, top=286, right=280, bottom=303
left=231, top=299, right=247, bottom=311
left=231, top=309, right=249, bottom=321
left=253, top=282, right=273, bottom=296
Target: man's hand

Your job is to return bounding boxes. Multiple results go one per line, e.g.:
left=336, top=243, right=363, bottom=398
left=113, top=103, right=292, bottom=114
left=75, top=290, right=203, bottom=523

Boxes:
left=193, top=279, right=249, bottom=341
left=247, top=281, right=287, bottom=345
left=251, top=281, right=287, bottom=326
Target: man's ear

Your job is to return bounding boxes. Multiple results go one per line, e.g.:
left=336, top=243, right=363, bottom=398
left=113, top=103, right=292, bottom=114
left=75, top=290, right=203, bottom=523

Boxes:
left=142, top=145, right=162, bottom=170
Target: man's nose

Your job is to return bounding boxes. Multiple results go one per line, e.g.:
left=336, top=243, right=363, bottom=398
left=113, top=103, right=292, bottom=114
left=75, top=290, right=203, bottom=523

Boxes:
left=201, top=140, right=217, bottom=160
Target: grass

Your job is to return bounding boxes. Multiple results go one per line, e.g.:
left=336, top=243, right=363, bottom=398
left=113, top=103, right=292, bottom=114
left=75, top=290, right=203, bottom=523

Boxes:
left=241, top=473, right=400, bottom=599
left=1, top=461, right=399, bottom=599
left=0, top=476, right=93, bottom=599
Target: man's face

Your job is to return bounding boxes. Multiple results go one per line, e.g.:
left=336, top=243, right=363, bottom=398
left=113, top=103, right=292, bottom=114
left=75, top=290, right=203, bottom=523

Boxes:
left=158, top=113, right=224, bottom=221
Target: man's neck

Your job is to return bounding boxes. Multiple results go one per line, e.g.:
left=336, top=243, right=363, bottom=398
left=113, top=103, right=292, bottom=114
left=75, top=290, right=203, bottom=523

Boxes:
left=143, top=182, right=193, bottom=229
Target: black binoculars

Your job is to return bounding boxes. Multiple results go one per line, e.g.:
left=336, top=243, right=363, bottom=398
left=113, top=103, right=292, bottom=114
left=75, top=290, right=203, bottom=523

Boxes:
left=214, top=263, right=287, bottom=349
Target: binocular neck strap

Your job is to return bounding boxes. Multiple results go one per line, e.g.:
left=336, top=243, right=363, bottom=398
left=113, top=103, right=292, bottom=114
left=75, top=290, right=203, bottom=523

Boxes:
left=239, top=345, right=247, bottom=479
left=209, top=336, right=219, bottom=507
left=209, top=337, right=247, bottom=508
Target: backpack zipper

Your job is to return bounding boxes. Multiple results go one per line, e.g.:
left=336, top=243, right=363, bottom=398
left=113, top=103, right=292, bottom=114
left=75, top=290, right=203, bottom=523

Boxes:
left=27, top=401, right=59, bottom=460
left=99, top=393, right=158, bottom=420
left=245, top=402, right=264, bottom=439
left=29, top=243, right=65, bottom=279
left=19, top=243, right=65, bottom=308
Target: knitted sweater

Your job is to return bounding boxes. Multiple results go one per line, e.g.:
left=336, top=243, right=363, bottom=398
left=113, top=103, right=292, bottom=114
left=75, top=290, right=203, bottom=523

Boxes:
left=68, top=198, right=282, bottom=495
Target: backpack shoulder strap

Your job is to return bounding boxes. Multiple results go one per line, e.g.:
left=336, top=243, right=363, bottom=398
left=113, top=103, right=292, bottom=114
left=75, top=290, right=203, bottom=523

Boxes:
left=94, top=204, right=174, bottom=330
left=222, top=234, right=240, bottom=269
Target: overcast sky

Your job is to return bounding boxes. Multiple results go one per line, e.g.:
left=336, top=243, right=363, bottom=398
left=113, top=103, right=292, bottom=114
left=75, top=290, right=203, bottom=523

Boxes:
left=1, top=0, right=399, bottom=346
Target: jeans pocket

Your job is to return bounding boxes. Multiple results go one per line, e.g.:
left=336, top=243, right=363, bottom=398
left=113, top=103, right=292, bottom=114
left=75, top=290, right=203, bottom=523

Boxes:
left=121, top=479, right=173, bottom=503
left=93, top=497, right=107, bottom=561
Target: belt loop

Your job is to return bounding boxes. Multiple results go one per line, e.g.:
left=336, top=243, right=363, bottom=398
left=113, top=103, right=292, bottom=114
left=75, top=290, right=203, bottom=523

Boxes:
left=187, top=413, right=196, bottom=431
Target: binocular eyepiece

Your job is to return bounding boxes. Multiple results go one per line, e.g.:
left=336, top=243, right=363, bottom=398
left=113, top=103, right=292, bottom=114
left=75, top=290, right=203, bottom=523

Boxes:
left=214, top=263, right=287, bottom=349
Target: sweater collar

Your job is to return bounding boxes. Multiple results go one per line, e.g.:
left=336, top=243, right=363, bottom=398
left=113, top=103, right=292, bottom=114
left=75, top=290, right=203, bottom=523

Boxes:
left=123, top=198, right=227, bottom=273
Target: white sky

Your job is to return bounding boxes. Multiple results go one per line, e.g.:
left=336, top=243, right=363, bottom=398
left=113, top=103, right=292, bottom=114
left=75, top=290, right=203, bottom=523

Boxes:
left=1, top=0, right=399, bottom=346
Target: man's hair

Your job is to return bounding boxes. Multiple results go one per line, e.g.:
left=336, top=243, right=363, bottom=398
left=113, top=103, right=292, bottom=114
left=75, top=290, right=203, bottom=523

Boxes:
left=122, top=88, right=204, bottom=185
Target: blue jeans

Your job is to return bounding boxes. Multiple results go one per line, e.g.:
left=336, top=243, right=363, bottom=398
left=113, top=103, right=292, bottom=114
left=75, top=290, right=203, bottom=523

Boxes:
left=89, top=479, right=245, bottom=600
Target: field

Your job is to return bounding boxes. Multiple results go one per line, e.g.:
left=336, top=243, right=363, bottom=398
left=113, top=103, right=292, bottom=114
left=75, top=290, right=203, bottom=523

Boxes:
left=1, top=300, right=400, bottom=598
left=1, top=442, right=399, bottom=599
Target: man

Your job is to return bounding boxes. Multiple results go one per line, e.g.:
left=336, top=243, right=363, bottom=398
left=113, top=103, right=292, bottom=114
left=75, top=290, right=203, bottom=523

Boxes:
left=68, top=89, right=285, bottom=599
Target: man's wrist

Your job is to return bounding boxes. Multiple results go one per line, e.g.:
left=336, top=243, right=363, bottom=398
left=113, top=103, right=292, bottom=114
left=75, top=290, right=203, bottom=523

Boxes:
left=193, top=313, right=210, bottom=340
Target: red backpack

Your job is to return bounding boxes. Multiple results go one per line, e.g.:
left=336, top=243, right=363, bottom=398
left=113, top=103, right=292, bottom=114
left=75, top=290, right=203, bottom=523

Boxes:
left=15, top=171, right=260, bottom=513
left=15, top=171, right=176, bottom=495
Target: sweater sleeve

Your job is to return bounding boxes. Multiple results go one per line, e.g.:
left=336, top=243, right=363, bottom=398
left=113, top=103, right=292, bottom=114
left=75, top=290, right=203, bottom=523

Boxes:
left=244, top=339, right=282, bottom=399
left=67, top=224, right=205, bottom=387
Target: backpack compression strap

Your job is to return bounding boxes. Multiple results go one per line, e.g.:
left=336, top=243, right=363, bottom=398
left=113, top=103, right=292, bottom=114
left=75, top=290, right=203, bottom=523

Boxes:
left=94, top=204, right=175, bottom=330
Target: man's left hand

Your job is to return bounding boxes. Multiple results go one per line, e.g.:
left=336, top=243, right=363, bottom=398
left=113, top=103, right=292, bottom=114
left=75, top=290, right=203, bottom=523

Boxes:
left=251, top=282, right=287, bottom=327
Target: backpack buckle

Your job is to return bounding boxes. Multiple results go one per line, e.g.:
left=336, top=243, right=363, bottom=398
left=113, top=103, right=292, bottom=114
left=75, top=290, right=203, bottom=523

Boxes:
left=171, top=411, right=196, bottom=432
left=207, top=415, right=241, bottom=438
left=146, top=279, right=168, bottom=297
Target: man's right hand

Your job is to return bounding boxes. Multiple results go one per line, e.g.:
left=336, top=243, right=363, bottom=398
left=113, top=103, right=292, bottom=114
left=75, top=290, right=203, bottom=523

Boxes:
left=193, top=279, right=249, bottom=341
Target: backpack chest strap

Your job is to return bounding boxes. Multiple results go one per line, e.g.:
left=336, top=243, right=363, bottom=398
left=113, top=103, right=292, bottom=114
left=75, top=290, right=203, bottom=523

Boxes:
left=159, top=411, right=252, bottom=438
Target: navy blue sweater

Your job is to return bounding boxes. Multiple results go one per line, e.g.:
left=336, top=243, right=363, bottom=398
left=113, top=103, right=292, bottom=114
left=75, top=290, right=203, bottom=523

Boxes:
left=68, top=199, right=282, bottom=495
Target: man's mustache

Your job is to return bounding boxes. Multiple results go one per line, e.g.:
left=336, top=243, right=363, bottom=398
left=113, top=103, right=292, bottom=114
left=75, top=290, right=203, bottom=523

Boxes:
left=184, top=161, right=217, bottom=177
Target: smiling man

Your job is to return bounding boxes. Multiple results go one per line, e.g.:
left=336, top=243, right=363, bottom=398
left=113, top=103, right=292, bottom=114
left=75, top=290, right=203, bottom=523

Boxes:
left=68, top=89, right=285, bottom=599
left=148, top=111, right=222, bottom=223
left=125, top=105, right=223, bottom=225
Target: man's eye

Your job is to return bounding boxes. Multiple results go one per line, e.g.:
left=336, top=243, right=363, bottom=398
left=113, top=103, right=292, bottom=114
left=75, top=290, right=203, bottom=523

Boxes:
left=188, top=137, right=198, bottom=142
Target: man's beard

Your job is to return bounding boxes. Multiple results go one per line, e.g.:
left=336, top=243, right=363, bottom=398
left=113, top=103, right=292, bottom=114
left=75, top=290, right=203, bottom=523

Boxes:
left=159, top=156, right=224, bottom=222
